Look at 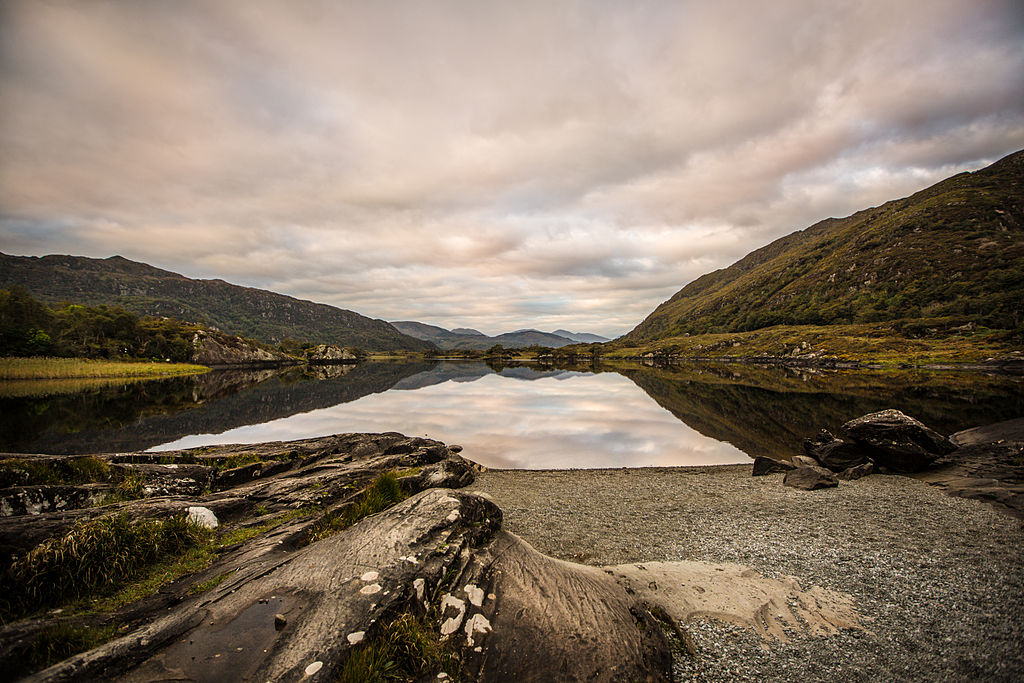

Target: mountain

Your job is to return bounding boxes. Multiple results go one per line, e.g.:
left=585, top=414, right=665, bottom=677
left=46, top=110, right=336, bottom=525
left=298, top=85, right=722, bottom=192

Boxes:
left=391, top=322, right=580, bottom=350
left=623, top=150, right=1024, bottom=343
left=553, top=329, right=609, bottom=343
left=0, top=253, right=435, bottom=352
left=451, top=327, right=486, bottom=336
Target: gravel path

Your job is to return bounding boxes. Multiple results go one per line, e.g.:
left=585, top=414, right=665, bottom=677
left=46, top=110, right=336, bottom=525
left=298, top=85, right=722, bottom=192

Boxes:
left=472, top=466, right=1024, bottom=682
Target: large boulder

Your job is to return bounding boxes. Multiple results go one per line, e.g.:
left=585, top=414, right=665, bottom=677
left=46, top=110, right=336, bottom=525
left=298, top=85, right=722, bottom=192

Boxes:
left=783, top=466, right=839, bottom=491
left=802, top=430, right=870, bottom=472
left=840, top=409, right=955, bottom=472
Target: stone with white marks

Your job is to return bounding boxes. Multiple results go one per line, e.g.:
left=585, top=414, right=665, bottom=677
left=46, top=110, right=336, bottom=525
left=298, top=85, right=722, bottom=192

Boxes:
left=440, top=594, right=466, bottom=635
left=464, top=613, right=492, bottom=647
left=185, top=506, right=219, bottom=529
left=464, top=583, right=484, bottom=607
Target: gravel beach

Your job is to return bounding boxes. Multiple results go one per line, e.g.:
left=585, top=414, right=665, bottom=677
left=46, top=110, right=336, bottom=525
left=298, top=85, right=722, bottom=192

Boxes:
left=472, top=466, right=1024, bottom=682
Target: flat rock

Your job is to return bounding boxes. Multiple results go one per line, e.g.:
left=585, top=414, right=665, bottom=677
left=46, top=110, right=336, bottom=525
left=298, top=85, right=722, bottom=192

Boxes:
left=837, top=462, right=874, bottom=480
left=783, top=466, right=839, bottom=491
left=751, top=457, right=796, bottom=476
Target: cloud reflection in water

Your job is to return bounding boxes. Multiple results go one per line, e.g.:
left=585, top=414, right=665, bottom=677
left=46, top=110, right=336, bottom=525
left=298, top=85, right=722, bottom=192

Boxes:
left=154, top=371, right=749, bottom=469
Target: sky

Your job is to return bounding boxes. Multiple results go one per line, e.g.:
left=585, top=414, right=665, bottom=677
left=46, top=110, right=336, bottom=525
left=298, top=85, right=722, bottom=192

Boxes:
left=1, top=1, right=1022, bottom=338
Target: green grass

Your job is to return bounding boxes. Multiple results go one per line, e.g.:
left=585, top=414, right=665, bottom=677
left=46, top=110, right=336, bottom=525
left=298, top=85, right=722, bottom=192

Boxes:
left=188, top=570, right=236, bottom=596
left=338, top=612, right=458, bottom=683
left=0, top=513, right=210, bottom=621
left=308, top=472, right=406, bottom=543
left=16, top=623, right=119, bottom=679
left=0, top=455, right=111, bottom=486
left=606, top=322, right=1021, bottom=364
left=0, top=357, right=209, bottom=380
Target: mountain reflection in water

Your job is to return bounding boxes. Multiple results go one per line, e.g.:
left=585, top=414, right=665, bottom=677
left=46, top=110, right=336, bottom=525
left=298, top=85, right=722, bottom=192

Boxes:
left=2, top=361, right=1021, bottom=469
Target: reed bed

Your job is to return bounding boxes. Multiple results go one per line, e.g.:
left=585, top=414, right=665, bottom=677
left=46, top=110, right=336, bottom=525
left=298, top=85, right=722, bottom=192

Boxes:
left=0, top=357, right=208, bottom=380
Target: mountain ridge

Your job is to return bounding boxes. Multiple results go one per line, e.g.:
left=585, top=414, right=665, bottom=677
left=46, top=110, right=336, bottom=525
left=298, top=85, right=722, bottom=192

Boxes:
left=0, top=253, right=434, bottom=352
left=391, top=321, right=606, bottom=350
left=623, top=149, right=1024, bottom=343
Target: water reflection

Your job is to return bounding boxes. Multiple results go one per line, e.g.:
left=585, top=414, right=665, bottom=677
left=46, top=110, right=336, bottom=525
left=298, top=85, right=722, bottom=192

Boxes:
left=156, top=370, right=748, bottom=468
left=2, top=360, right=1021, bottom=469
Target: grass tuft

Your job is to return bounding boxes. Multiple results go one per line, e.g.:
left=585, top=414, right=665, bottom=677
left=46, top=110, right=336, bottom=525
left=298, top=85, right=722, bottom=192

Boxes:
left=0, top=456, right=111, bottom=486
left=308, top=472, right=406, bottom=543
left=338, top=612, right=456, bottom=683
left=16, top=623, right=119, bottom=679
left=0, top=513, right=210, bottom=620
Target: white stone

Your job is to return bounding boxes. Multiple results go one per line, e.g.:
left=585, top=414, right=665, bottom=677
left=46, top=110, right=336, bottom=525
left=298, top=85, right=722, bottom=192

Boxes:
left=346, top=631, right=365, bottom=645
left=304, top=661, right=323, bottom=675
left=414, top=578, right=425, bottom=601
left=360, top=571, right=379, bottom=582
left=464, top=613, right=492, bottom=647
left=445, top=510, right=460, bottom=522
left=464, top=584, right=484, bottom=607
left=439, top=594, right=466, bottom=636
left=186, top=506, right=219, bottom=529
left=359, top=583, right=381, bottom=595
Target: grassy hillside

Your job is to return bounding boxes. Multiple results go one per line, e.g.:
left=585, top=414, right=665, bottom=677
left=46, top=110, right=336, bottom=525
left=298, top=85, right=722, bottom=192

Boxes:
left=623, top=150, right=1024, bottom=344
left=0, top=254, right=434, bottom=352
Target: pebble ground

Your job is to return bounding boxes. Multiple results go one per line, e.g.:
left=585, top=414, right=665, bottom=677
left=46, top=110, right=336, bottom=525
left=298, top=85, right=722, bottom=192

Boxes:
left=472, top=466, right=1024, bottom=682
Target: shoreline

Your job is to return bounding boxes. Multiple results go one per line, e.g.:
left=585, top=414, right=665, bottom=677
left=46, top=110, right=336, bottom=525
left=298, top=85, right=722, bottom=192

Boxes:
left=472, top=464, right=1024, bottom=681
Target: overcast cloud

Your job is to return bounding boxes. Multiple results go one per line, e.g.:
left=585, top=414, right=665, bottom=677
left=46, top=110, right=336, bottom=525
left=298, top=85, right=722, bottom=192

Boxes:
left=1, top=0, right=1022, bottom=337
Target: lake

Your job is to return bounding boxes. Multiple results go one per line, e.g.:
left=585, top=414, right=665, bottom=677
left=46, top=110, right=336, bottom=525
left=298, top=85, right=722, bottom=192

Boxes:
left=2, top=360, right=1021, bottom=469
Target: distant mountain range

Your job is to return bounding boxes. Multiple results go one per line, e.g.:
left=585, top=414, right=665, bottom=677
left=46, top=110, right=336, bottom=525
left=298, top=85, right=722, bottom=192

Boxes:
left=391, top=321, right=608, bottom=350
left=623, top=149, right=1024, bottom=343
left=0, top=253, right=434, bottom=352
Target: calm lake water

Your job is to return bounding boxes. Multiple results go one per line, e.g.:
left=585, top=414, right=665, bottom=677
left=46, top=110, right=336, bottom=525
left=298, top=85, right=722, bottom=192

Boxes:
left=2, top=361, right=1022, bottom=469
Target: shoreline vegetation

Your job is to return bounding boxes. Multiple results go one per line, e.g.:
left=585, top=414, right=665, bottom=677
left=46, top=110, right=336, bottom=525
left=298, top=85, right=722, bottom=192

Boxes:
left=0, top=357, right=209, bottom=381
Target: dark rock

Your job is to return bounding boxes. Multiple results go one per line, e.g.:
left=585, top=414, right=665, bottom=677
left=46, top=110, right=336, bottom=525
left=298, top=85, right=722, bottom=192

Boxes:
left=752, top=456, right=796, bottom=476
left=213, top=460, right=293, bottom=488
left=802, top=430, right=870, bottom=472
left=837, top=462, right=874, bottom=480
left=113, top=463, right=215, bottom=496
left=274, top=614, right=287, bottom=630
left=792, top=455, right=822, bottom=468
left=841, top=409, right=955, bottom=472
left=448, top=444, right=464, bottom=453
left=784, top=466, right=839, bottom=490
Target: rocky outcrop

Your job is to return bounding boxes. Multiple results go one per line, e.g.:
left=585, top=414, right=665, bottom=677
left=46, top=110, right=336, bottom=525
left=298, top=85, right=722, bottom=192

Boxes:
left=914, top=417, right=1024, bottom=518
left=191, top=329, right=298, bottom=366
left=304, top=344, right=359, bottom=363
left=0, top=434, right=681, bottom=681
left=840, top=409, right=956, bottom=472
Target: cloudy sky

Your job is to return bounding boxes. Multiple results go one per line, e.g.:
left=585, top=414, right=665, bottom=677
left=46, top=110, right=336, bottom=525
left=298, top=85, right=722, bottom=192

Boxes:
left=1, top=1, right=1022, bottom=338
